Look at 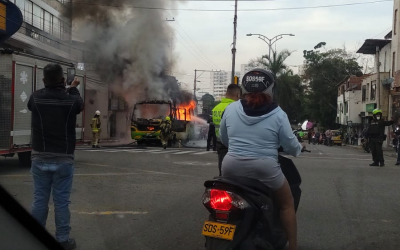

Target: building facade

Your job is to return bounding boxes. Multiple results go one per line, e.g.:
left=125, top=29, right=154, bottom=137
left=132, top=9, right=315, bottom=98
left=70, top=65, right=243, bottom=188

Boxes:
left=211, top=70, right=240, bottom=100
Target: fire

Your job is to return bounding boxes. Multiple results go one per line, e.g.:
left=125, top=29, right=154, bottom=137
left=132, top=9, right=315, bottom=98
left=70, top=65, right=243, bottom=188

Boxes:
left=176, top=100, right=196, bottom=121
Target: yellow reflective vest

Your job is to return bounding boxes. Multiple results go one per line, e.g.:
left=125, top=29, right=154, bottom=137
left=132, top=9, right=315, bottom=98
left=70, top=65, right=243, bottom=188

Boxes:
left=212, top=98, right=235, bottom=138
left=91, top=117, right=101, bottom=132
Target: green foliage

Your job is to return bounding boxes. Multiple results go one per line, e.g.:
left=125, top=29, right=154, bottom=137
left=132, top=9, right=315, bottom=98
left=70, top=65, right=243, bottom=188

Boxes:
left=302, top=44, right=362, bottom=128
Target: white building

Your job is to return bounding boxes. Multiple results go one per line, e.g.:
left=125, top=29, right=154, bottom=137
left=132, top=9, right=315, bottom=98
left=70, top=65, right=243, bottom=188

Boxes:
left=211, top=71, right=240, bottom=100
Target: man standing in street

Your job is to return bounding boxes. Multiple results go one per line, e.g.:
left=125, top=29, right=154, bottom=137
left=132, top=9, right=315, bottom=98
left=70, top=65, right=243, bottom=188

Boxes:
left=367, top=109, right=393, bottom=167
left=28, top=64, right=83, bottom=250
left=212, top=84, right=241, bottom=176
left=91, top=110, right=101, bottom=148
left=160, top=116, right=172, bottom=149
left=206, top=116, right=216, bottom=151
left=326, top=129, right=332, bottom=146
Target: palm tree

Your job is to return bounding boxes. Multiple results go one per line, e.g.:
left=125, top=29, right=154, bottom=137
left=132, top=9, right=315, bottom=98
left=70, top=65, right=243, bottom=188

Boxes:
left=254, top=49, right=292, bottom=78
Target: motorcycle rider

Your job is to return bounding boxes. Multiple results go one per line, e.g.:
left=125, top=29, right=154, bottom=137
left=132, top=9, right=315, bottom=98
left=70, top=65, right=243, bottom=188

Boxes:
left=220, top=69, right=303, bottom=250
left=212, top=84, right=241, bottom=176
left=367, top=109, right=393, bottom=167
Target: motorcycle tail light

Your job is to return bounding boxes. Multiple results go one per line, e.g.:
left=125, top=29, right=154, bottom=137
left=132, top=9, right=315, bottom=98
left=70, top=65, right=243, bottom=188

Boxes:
left=202, top=189, right=249, bottom=211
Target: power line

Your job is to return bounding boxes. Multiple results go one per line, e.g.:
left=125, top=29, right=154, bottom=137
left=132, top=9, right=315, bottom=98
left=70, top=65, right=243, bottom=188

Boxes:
left=172, top=19, right=220, bottom=69
left=171, top=25, right=215, bottom=69
left=172, top=32, right=212, bottom=69
left=71, top=0, right=392, bottom=11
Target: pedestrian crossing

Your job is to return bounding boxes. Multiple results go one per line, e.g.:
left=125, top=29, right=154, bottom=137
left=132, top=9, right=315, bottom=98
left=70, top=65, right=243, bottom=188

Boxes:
left=76, top=147, right=216, bottom=156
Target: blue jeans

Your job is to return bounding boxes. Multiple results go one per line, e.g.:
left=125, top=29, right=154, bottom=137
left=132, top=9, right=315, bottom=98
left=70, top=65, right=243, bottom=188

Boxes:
left=31, top=161, right=74, bottom=242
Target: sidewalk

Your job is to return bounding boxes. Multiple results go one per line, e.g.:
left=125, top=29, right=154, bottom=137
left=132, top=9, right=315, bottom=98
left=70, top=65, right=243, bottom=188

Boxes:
left=345, top=144, right=397, bottom=158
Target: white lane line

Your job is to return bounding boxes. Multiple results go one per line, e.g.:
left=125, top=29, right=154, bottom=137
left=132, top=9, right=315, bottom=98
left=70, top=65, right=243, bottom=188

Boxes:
left=151, top=150, right=181, bottom=154
left=193, top=151, right=214, bottom=155
left=123, top=149, right=147, bottom=153
left=172, top=151, right=195, bottom=155
left=71, top=210, right=148, bottom=215
left=143, top=150, right=163, bottom=153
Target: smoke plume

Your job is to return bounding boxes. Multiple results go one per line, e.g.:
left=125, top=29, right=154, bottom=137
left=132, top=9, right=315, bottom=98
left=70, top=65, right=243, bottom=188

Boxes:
left=71, top=0, right=191, bottom=106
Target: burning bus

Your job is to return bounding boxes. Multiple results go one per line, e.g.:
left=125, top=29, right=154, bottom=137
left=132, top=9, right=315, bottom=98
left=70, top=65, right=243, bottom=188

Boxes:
left=131, top=100, right=195, bottom=145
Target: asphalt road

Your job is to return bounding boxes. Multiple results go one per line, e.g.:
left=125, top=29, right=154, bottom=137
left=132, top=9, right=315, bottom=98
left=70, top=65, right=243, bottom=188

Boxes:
left=1, top=144, right=400, bottom=250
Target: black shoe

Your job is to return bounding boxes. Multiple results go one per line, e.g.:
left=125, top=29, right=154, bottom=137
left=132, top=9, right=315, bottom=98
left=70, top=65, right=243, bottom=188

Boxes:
left=95, top=145, right=101, bottom=148
left=92, top=145, right=95, bottom=148
left=380, top=163, right=385, bottom=167
left=207, top=149, right=210, bottom=151
left=369, top=162, right=379, bottom=166
left=395, top=162, right=400, bottom=166
left=163, top=145, right=167, bottom=149
left=59, top=239, right=77, bottom=250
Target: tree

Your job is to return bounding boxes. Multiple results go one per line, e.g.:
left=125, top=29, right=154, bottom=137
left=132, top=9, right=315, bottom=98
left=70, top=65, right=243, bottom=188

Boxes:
left=251, top=49, right=292, bottom=78
left=302, top=44, right=362, bottom=128
left=250, top=50, right=306, bottom=123
left=201, top=94, right=215, bottom=115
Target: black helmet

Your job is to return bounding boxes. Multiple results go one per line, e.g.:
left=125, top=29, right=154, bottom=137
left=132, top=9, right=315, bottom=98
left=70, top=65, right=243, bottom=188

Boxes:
left=241, top=68, right=275, bottom=98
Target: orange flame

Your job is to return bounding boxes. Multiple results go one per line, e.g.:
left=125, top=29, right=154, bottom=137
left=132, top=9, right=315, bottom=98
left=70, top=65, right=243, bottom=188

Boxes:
left=176, top=100, right=196, bottom=121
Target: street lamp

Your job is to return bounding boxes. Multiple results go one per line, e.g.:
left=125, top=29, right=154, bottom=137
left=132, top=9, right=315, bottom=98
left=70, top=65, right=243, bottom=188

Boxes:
left=247, top=33, right=295, bottom=58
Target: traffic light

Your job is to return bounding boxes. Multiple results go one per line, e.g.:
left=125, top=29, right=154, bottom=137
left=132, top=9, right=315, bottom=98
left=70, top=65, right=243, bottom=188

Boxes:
left=234, top=76, right=239, bottom=85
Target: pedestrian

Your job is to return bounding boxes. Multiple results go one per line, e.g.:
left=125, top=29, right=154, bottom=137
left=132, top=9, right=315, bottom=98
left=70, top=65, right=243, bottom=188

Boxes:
left=160, top=116, right=172, bottom=149
left=315, top=131, right=320, bottom=144
left=212, top=84, right=241, bottom=176
left=326, top=129, right=332, bottom=146
left=28, top=63, right=83, bottom=250
left=307, top=129, right=312, bottom=144
left=91, top=110, right=101, bottom=148
left=206, top=116, right=217, bottom=151
left=367, top=109, right=394, bottom=167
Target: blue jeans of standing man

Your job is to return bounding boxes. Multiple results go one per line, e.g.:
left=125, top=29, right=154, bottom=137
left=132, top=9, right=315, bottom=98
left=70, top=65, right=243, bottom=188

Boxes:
left=31, top=161, right=74, bottom=242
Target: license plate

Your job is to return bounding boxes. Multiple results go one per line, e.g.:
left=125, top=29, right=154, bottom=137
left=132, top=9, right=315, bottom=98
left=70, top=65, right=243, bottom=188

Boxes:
left=202, top=221, right=236, bottom=241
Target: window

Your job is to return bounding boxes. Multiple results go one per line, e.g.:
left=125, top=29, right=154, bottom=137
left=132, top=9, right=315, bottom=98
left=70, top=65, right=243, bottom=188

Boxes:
left=44, top=11, right=52, bottom=33
left=362, top=85, right=366, bottom=102
left=53, top=16, right=60, bottom=39
left=395, top=9, right=398, bottom=35
left=393, top=52, right=396, bottom=77
left=370, top=81, right=376, bottom=100
left=32, top=3, right=43, bottom=29
left=24, top=0, right=32, bottom=25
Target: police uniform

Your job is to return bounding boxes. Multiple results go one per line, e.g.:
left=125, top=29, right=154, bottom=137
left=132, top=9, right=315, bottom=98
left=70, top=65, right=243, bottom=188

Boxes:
left=212, top=97, right=236, bottom=176
left=367, top=110, right=393, bottom=166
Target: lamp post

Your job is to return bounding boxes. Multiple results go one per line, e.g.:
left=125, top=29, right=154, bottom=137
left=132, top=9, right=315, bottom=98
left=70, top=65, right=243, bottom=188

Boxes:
left=246, top=33, right=295, bottom=58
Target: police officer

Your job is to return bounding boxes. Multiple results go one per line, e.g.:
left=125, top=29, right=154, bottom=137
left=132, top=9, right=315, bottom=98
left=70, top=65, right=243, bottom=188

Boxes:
left=212, top=84, right=241, bottom=176
left=91, top=110, right=101, bottom=148
left=367, top=109, right=393, bottom=167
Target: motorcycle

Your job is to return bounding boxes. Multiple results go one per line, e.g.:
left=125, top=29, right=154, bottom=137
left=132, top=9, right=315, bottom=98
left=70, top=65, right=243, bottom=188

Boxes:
left=201, top=149, right=309, bottom=250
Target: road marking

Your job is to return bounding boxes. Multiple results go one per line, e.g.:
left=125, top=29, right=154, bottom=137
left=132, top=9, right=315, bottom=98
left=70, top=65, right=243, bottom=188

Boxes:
left=80, top=163, right=110, bottom=167
left=71, top=210, right=148, bottom=215
left=137, top=170, right=193, bottom=177
left=143, top=150, right=163, bottom=153
left=193, top=151, right=214, bottom=155
left=151, top=150, right=181, bottom=154
left=172, top=151, right=195, bottom=155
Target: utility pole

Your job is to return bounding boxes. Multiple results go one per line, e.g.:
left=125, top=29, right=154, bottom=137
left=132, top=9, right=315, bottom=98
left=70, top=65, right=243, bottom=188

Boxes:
left=231, top=0, right=238, bottom=84
left=376, top=46, right=381, bottom=110
left=193, top=69, right=197, bottom=98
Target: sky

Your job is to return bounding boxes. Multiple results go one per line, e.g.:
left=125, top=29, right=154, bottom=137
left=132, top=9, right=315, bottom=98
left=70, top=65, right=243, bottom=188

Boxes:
left=165, top=0, right=394, bottom=93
